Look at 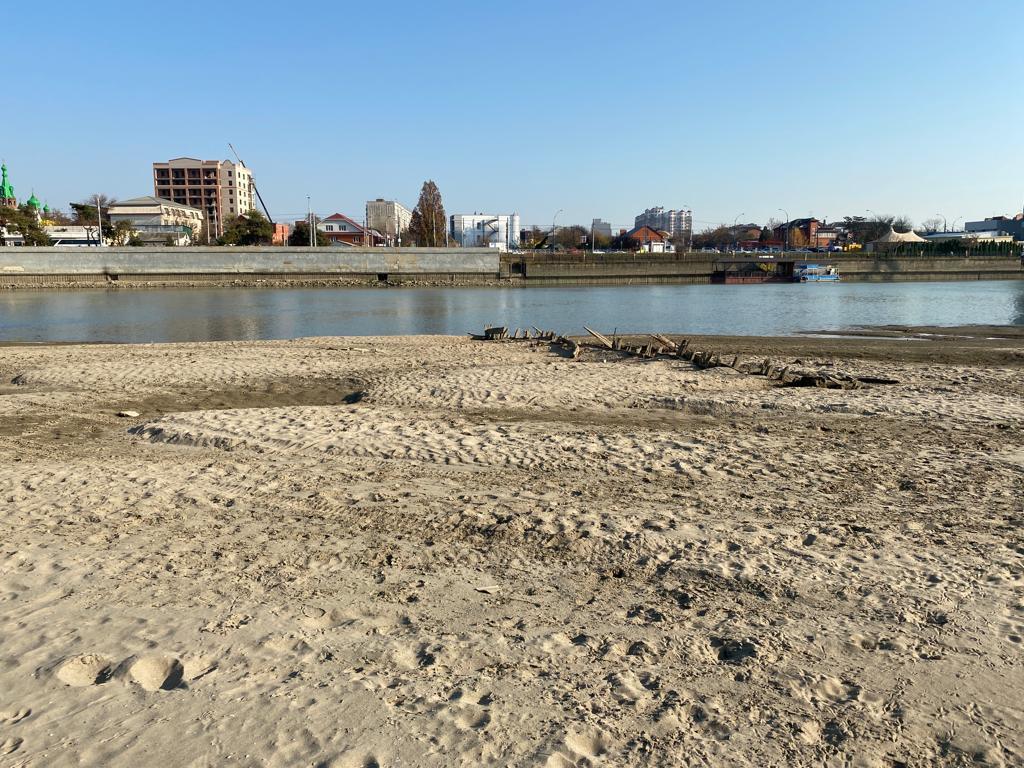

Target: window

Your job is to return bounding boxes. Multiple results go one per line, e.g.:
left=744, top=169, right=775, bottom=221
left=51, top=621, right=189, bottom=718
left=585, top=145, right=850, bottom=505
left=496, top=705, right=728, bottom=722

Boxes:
left=325, top=225, right=334, bottom=231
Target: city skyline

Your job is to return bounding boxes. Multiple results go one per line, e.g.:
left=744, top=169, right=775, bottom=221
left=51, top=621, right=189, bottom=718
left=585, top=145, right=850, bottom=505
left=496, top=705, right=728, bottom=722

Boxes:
left=3, top=0, right=1023, bottom=230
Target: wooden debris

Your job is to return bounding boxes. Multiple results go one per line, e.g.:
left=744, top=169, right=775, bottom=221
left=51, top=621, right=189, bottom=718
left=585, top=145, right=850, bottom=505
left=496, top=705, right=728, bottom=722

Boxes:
left=584, top=326, right=614, bottom=350
left=468, top=326, right=900, bottom=389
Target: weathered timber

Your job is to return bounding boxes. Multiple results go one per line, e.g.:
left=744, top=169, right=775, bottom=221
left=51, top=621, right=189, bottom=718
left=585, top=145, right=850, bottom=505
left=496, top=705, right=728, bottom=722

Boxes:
left=584, top=326, right=614, bottom=350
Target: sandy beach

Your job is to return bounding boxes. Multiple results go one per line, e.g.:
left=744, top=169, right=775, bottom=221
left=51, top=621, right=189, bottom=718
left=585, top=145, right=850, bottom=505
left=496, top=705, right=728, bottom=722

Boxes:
left=1, top=330, right=1022, bottom=767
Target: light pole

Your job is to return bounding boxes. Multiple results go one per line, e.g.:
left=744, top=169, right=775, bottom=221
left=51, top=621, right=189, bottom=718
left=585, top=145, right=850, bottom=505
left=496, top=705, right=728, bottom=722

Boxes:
left=733, top=213, right=745, bottom=252
left=866, top=208, right=880, bottom=245
left=777, top=208, right=789, bottom=253
left=307, top=196, right=314, bottom=247
left=551, top=209, right=563, bottom=252
left=95, top=194, right=104, bottom=247
left=936, top=213, right=947, bottom=233
left=953, top=217, right=962, bottom=233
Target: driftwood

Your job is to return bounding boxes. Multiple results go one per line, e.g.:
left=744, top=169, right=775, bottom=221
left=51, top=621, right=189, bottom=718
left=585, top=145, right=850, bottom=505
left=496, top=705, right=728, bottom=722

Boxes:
left=584, top=326, right=614, bottom=350
left=469, top=327, right=899, bottom=389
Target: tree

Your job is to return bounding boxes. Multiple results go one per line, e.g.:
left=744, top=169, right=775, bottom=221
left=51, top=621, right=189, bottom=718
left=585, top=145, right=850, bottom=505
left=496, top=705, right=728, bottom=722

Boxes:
left=107, top=220, right=137, bottom=246
left=42, top=207, right=73, bottom=225
left=408, top=180, right=446, bottom=247
left=0, top=205, right=51, bottom=245
left=71, top=194, right=116, bottom=228
left=219, top=211, right=273, bottom=245
left=919, top=216, right=944, bottom=234
left=554, top=224, right=587, bottom=249
left=842, top=214, right=915, bottom=245
left=289, top=220, right=320, bottom=246
left=788, top=227, right=809, bottom=247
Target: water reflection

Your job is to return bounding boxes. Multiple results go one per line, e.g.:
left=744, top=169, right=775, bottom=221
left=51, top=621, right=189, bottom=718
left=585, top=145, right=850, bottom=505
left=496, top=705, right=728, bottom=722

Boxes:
left=0, top=281, right=1020, bottom=343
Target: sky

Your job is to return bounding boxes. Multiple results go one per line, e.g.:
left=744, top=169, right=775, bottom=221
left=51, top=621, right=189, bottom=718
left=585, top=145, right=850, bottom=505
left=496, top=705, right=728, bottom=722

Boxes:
left=3, top=0, right=1023, bottom=232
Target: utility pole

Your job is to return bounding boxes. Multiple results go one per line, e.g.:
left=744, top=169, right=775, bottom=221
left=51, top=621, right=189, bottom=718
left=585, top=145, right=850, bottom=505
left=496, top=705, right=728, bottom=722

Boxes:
left=95, top=194, right=104, bottom=247
left=307, top=196, right=313, bottom=247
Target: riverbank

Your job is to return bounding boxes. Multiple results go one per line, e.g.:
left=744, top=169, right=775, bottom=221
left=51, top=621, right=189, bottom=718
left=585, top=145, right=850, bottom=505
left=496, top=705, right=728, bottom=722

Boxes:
left=1, top=332, right=1021, bottom=766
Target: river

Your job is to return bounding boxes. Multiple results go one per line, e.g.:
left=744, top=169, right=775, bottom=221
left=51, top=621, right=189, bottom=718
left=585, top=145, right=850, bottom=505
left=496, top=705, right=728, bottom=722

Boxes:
left=1, top=281, right=1022, bottom=343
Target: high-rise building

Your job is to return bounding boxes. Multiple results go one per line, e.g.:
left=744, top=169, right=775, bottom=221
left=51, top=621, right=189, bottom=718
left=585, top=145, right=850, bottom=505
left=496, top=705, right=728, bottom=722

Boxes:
left=591, top=218, right=612, bottom=239
left=633, top=207, right=692, bottom=238
left=152, top=158, right=256, bottom=237
left=366, top=199, right=412, bottom=246
left=450, top=212, right=521, bottom=250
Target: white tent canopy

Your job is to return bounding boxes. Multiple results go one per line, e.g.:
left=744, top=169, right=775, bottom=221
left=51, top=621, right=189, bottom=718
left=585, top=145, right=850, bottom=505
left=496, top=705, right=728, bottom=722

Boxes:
left=873, top=226, right=926, bottom=244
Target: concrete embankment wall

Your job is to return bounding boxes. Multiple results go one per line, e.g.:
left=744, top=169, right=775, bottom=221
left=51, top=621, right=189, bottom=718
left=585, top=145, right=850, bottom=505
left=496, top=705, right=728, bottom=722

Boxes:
left=0, top=247, right=500, bottom=286
left=826, top=254, right=1023, bottom=282
left=503, top=252, right=1024, bottom=285
left=0, top=247, right=1020, bottom=287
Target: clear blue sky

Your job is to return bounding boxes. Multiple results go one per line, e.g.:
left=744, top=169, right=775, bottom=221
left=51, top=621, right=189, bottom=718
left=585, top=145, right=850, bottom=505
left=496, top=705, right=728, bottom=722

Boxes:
left=4, top=0, right=1022, bottom=231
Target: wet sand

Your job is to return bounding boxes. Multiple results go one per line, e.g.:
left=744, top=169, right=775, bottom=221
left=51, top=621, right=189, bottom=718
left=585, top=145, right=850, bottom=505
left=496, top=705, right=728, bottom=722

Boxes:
left=0, top=332, right=1022, bottom=766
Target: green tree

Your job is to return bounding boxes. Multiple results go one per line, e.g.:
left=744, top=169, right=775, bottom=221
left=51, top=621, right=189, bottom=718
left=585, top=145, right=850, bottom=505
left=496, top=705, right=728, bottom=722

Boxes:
left=0, top=205, right=51, bottom=245
left=408, top=180, right=446, bottom=247
left=289, top=220, right=321, bottom=246
left=107, top=220, right=137, bottom=246
left=71, top=194, right=116, bottom=228
left=219, top=211, right=273, bottom=245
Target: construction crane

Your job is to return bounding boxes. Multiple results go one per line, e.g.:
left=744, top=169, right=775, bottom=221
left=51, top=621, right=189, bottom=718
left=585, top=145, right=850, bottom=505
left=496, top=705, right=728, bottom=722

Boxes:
left=228, top=143, right=274, bottom=224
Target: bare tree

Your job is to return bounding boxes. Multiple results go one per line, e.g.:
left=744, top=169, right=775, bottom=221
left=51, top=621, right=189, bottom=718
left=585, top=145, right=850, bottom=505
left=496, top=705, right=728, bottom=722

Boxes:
left=408, top=181, right=447, bottom=247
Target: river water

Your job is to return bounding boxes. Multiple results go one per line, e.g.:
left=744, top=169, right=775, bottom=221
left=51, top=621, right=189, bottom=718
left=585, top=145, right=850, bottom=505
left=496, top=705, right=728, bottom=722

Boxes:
left=1, top=281, right=1022, bottom=343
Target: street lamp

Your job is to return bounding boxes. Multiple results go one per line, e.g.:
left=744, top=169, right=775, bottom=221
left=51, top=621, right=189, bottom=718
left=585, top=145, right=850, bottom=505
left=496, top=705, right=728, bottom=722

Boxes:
left=307, top=196, right=314, bottom=247
left=935, top=213, right=947, bottom=233
left=777, top=208, right=789, bottom=252
left=733, top=213, right=745, bottom=252
left=551, top=209, right=563, bottom=252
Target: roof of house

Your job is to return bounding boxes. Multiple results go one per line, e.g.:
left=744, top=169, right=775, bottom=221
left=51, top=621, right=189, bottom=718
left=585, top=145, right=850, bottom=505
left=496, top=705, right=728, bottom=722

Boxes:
left=624, top=225, right=670, bottom=241
left=110, top=196, right=203, bottom=213
left=776, top=218, right=820, bottom=229
left=322, top=213, right=365, bottom=231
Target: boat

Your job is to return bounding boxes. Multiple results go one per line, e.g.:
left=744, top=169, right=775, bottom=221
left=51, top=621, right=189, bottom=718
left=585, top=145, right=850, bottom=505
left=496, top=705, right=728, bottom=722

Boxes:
left=795, top=263, right=840, bottom=282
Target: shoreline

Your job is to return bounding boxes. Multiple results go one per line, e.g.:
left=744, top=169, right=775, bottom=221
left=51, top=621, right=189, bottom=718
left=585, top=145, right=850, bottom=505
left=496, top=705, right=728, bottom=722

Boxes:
left=2, top=326, right=1022, bottom=365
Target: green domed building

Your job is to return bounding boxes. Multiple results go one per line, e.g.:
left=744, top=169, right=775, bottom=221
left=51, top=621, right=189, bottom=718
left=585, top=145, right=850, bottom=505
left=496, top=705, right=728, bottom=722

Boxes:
left=0, top=164, right=15, bottom=208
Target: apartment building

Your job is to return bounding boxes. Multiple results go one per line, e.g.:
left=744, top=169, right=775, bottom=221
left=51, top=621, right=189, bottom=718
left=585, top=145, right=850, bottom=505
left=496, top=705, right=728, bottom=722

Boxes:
left=591, top=218, right=613, bottom=239
left=366, top=199, right=412, bottom=246
left=152, top=158, right=256, bottom=237
left=634, top=207, right=692, bottom=238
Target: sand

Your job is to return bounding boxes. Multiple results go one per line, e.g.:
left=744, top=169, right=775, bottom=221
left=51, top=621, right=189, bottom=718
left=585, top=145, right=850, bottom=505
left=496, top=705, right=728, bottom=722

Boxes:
left=0, top=332, right=1021, bottom=767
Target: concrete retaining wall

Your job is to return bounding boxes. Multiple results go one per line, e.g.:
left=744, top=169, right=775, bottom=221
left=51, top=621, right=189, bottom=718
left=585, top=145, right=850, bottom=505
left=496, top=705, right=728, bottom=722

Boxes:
left=503, top=252, right=1023, bottom=284
left=0, top=247, right=1019, bottom=286
left=0, top=247, right=500, bottom=276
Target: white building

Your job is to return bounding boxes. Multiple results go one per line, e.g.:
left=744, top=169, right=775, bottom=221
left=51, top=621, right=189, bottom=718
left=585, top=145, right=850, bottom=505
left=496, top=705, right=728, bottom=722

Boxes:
left=366, top=199, right=412, bottom=246
left=634, top=207, right=692, bottom=238
left=108, top=196, right=205, bottom=245
left=43, top=225, right=102, bottom=246
left=450, top=212, right=520, bottom=250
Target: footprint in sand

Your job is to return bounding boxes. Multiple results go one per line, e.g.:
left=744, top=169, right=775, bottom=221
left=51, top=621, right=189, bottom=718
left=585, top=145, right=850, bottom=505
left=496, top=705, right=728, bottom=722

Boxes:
left=56, top=654, right=113, bottom=687
left=130, top=654, right=185, bottom=691
left=0, top=708, right=31, bottom=725
left=1, top=737, right=24, bottom=755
